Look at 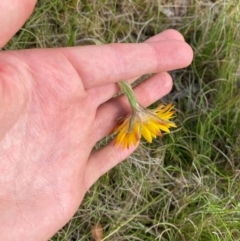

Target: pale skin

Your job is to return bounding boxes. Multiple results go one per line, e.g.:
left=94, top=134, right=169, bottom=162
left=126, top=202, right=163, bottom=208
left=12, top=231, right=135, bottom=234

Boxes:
left=0, top=1, right=193, bottom=240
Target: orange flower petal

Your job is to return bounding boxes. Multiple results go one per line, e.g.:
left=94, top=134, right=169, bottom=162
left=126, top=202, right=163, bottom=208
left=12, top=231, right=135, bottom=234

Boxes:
left=112, top=103, right=176, bottom=149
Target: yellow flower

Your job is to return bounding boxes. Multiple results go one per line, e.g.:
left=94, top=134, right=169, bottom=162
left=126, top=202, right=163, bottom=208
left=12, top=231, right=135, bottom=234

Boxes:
left=112, top=103, right=176, bottom=149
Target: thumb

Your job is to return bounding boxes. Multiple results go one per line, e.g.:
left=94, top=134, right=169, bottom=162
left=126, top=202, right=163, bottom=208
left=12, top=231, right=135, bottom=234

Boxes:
left=0, top=0, right=37, bottom=48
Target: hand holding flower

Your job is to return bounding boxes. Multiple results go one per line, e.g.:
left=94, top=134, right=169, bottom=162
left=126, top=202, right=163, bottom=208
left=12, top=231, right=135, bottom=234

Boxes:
left=112, top=81, right=176, bottom=149
left=0, top=1, right=193, bottom=240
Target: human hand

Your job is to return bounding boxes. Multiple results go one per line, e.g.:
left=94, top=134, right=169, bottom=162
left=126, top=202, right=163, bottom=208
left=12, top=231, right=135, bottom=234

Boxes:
left=0, top=1, right=193, bottom=240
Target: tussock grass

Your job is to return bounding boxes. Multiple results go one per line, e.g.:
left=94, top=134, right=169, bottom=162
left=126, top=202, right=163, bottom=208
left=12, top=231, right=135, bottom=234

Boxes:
left=6, top=0, right=240, bottom=240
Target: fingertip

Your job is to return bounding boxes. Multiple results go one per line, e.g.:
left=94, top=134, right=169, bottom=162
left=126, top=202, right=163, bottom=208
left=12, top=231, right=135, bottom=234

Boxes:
left=160, top=71, right=173, bottom=89
left=146, top=29, right=185, bottom=42
left=181, top=41, right=194, bottom=67
left=172, top=40, right=193, bottom=70
left=146, top=30, right=193, bottom=68
left=149, top=40, right=193, bottom=70
left=162, top=29, right=185, bottom=41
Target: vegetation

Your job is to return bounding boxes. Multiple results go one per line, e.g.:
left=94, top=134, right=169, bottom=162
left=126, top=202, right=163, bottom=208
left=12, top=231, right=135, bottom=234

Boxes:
left=6, top=0, right=240, bottom=240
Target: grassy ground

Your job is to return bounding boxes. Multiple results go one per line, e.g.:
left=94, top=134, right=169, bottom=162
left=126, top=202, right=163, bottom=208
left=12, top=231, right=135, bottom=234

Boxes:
left=6, top=0, right=240, bottom=240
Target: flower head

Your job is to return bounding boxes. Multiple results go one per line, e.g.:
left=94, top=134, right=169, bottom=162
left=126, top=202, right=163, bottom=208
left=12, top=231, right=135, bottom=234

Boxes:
left=112, top=103, right=176, bottom=149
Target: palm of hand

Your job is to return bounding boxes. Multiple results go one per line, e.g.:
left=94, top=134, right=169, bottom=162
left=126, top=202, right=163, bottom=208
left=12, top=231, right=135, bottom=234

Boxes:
left=0, top=49, right=103, bottom=239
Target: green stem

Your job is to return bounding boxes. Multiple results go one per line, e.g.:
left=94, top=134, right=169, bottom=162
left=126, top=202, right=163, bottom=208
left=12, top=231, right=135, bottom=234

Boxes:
left=118, top=81, right=140, bottom=111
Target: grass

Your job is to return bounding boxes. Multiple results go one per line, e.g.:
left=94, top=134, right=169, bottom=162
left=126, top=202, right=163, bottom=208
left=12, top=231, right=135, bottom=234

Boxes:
left=5, top=0, right=240, bottom=240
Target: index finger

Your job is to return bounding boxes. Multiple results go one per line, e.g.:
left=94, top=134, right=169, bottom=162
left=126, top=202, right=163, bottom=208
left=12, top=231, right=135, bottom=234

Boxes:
left=61, top=40, right=193, bottom=89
